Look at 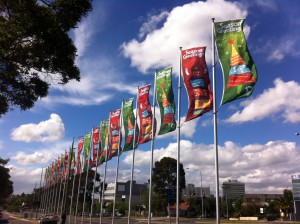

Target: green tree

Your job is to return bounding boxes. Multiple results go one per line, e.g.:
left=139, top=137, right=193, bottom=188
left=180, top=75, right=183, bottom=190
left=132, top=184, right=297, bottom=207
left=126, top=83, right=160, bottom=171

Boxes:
left=0, top=0, right=92, bottom=117
left=233, top=196, right=243, bottom=218
left=0, top=158, right=13, bottom=205
left=278, top=188, right=294, bottom=217
left=151, top=157, right=186, bottom=215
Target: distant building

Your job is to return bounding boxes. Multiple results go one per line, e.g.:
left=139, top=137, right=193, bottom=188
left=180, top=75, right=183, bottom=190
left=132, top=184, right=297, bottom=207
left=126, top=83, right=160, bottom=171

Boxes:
left=243, top=194, right=282, bottom=206
left=222, top=179, right=245, bottom=200
left=182, top=183, right=210, bottom=198
left=104, top=180, right=147, bottom=205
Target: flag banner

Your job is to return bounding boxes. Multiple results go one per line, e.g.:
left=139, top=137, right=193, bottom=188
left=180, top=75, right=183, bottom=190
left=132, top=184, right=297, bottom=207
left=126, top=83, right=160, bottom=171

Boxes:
left=92, top=127, right=100, bottom=167
left=64, top=151, right=69, bottom=180
left=69, top=148, right=75, bottom=177
left=138, top=84, right=156, bottom=144
left=109, top=109, right=122, bottom=159
left=181, top=47, right=213, bottom=121
left=155, top=67, right=176, bottom=135
left=83, top=132, right=91, bottom=171
left=214, top=19, right=257, bottom=104
left=76, top=137, right=84, bottom=175
left=122, top=98, right=139, bottom=151
left=100, top=120, right=111, bottom=164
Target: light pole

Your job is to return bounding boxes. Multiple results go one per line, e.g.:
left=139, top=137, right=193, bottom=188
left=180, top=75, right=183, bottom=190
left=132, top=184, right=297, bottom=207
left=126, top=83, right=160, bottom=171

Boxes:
left=187, top=168, right=204, bottom=218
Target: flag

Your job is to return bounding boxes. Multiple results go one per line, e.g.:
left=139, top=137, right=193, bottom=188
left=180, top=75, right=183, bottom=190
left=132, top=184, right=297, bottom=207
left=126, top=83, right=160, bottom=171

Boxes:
left=122, top=98, right=139, bottom=151
left=83, top=132, right=91, bottom=171
left=100, top=120, right=110, bottom=164
left=76, top=137, right=84, bottom=175
left=181, top=47, right=213, bottom=121
left=92, top=127, right=100, bottom=167
left=138, top=84, right=156, bottom=144
left=109, top=109, right=122, bottom=158
left=69, top=148, right=76, bottom=177
left=63, top=151, right=69, bottom=180
left=214, top=19, right=257, bottom=104
left=155, top=67, right=176, bottom=135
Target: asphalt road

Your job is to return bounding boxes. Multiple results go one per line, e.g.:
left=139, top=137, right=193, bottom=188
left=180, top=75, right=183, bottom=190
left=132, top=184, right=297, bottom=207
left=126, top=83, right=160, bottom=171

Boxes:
left=0, top=211, right=35, bottom=224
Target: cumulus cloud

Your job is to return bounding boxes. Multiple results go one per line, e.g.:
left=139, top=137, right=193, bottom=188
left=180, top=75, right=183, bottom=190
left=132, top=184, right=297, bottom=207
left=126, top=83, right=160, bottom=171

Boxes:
left=226, top=79, right=300, bottom=123
left=11, top=114, right=65, bottom=142
left=121, top=139, right=298, bottom=194
left=11, top=151, right=53, bottom=165
left=121, top=0, right=248, bottom=74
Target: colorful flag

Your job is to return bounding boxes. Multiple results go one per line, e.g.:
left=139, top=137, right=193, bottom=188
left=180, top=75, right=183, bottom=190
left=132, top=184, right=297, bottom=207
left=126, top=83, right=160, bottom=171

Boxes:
left=109, top=109, right=122, bottom=158
left=155, top=67, right=176, bottom=135
left=138, top=85, right=156, bottom=144
left=69, top=148, right=76, bottom=177
left=181, top=47, right=213, bottom=121
left=83, top=132, right=91, bottom=171
left=214, top=19, right=257, bottom=104
left=122, top=98, right=139, bottom=151
left=63, top=151, right=69, bottom=180
left=100, top=120, right=110, bottom=164
left=76, top=137, right=84, bottom=175
left=92, top=127, right=100, bottom=167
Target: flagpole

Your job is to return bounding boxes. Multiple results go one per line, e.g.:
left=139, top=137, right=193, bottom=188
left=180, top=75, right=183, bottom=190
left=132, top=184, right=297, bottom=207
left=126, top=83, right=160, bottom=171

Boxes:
left=90, top=129, right=100, bottom=224
left=81, top=131, right=92, bottom=224
left=176, top=47, right=182, bottom=224
left=148, top=76, right=157, bottom=224
left=32, top=182, right=37, bottom=219
left=112, top=108, right=123, bottom=224
left=100, top=120, right=110, bottom=224
left=70, top=138, right=77, bottom=224
left=38, top=167, right=44, bottom=218
left=64, top=142, right=74, bottom=213
left=57, top=159, right=64, bottom=215
left=128, top=90, right=139, bottom=224
left=75, top=154, right=84, bottom=224
left=61, top=151, right=68, bottom=214
left=212, top=17, right=220, bottom=224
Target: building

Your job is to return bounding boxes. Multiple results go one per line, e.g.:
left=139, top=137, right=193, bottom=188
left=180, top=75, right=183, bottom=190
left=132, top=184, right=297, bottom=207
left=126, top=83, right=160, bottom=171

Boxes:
left=104, top=180, right=147, bottom=205
left=222, top=179, right=245, bottom=200
left=182, top=183, right=210, bottom=198
left=243, top=194, right=282, bottom=206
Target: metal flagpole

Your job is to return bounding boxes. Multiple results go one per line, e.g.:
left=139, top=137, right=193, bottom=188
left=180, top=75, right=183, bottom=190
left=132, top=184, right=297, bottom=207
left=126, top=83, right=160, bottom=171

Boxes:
left=38, top=167, right=44, bottom=218
left=75, top=155, right=84, bottom=224
left=90, top=129, right=100, bottom=224
left=32, top=182, right=37, bottom=218
left=64, top=141, right=75, bottom=213
left=81, top=131, right=92, bottom=224
left=212, top=18, right=220, bottom=224
left=70, top=140, right=78, bottom=224
left=61, top=151, right=67, bottom=214
left=99, top=148, right=109, bottom=224
left=57, top=161, right=64, bottom=215
left=148, top=76, right=157, bottom=224
left=128, top=89, right=139, bottom=224
left=176, top=47, right=182, bottom=224
left=112, top=107, right=123, bottom=223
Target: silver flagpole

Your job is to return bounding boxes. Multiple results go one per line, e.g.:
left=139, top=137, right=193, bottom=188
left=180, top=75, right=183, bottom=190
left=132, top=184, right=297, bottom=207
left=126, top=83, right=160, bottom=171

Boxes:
left=57, top=160, right=64, bottom=215
left=61, top=151, right=67, bottom=214
left=100, top=120, right=110, bottom=224
left=148, top=78, right=157, bottom=224
left=32, top=182, right=37, bottom=218
left=81, top=132, right=92, bottom=224
left=38, top=167, right=44, bottom=218
left=90, top=128, right=100, bottom=224
left=69, top=140, right=77, bottom=224
left=52, top=162, right=59, bottom=214
left=176, top=47, right=182, bottom=224
left=112, top=107, right=123, bottom=223
left=75, top=154, right=84, bottom=224
left=40, top=168, right=47, bottom=215
left=212, top=18, right=220, bottom=224
left=128, top=90, right=139, bottom=224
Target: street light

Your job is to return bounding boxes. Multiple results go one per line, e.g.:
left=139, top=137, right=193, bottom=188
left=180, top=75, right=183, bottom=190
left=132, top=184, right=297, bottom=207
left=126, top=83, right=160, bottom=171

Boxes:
left=187, top=168, right=204, bottom=218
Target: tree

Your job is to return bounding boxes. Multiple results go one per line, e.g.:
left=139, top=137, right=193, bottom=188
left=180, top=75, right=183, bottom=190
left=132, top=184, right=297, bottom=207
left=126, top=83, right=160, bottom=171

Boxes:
left=0, top=0, right=92, bottom=117
left=151, top=157, right=186, bottom=214
left=0, top=157, right=13, bottom=205
left=278, top=188, right=294, bottom=217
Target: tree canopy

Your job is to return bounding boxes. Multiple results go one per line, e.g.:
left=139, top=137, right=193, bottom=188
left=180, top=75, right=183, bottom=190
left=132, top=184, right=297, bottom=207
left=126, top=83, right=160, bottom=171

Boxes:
left=0, top=157, right=13, bottom=205
left=0, top=0, right=92, bottom=117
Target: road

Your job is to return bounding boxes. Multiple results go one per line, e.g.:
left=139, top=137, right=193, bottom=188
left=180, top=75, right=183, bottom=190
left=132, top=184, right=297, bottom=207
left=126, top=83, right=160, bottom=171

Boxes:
left=0, top=211, right=35, bottom=224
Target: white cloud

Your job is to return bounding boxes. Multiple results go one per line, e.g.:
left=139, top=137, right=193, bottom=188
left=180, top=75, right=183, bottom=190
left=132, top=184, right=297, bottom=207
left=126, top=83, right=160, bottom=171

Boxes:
left=11, top=151, right=53, bottom=165
left=226, top=79, right=300, bottom=123
left=121, top=0, right=248, bottom=75
left=11, top=114, right=65, bottom=142
left=121, top=139, right=298, bottom=194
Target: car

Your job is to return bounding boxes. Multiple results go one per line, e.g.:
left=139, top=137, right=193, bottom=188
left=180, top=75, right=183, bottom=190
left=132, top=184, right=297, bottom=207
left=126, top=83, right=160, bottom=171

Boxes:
left=115, top=212, right=123, bottom=217
left=266, top=213, right=276, bottom=221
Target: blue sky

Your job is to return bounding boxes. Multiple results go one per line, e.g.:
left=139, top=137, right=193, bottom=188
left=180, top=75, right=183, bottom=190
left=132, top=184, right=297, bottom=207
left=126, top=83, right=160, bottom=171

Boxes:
left=1, top=0, right=300, bottom=195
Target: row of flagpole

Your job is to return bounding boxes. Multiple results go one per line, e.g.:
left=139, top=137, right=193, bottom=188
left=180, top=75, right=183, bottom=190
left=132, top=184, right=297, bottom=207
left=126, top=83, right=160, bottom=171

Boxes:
left=34, top=17, right=256, bottom=224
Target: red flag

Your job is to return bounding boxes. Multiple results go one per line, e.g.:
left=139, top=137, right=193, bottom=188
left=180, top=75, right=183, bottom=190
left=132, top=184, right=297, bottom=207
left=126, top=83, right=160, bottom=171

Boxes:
left=92, top=127, right=100, bottom=167
left=181, top=47, right=213, bottom=121
left=76, top=137, right=84, bottom=174
left=109, top=109, right=122, bottom=158
left=138, top=85, right=156, bottom=144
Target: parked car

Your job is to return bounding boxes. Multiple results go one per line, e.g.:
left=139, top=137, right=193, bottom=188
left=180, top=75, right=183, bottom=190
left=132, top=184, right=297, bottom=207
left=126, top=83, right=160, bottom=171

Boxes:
left=266, top=213, right=276, bottom=221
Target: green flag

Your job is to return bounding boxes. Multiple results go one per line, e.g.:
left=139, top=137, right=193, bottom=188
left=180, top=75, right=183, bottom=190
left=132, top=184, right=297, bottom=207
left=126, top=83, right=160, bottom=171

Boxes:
left=155, top=67, right=176, bottom=135
left=122, top=98, right=139, bottom=151
left=214, top=19, right=257, bottom=104
left=99, top=120, right=110, bottom=164
left=83, top=132, right=91, bottom=171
